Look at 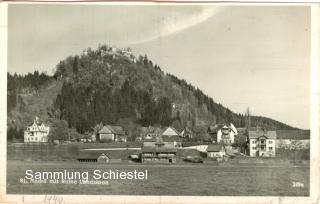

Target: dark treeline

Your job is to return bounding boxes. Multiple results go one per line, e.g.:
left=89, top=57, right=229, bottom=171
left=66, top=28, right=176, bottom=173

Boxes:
left=55, top=79, right=173, bottom=134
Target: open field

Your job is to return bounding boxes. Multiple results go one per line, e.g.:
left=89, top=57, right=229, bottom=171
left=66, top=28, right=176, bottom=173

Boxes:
left=7, top=160, right=309, bottom=196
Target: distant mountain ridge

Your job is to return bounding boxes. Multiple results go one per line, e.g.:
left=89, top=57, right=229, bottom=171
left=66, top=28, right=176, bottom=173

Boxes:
left=7, top=44, right=299, bottom=141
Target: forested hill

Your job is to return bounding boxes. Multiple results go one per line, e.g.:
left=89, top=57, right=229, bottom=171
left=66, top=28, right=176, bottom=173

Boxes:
left=7, top=44, right=298, bottom=140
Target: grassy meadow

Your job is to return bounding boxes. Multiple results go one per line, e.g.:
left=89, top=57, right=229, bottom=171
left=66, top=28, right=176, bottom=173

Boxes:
left=7, top=160, right=309, bottom=196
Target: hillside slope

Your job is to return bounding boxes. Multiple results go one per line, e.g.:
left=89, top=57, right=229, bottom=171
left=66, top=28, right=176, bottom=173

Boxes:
left=8, top=80, right=62, bottom=129
left=8, top=44, right=298, bottom=141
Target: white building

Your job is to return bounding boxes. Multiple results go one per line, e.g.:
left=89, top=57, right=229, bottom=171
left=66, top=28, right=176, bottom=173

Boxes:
left=248, top=130, right=276, bottom=157
left=217, top=123, right=238, bottom=145
left=24, top=117, right=50, bottom=143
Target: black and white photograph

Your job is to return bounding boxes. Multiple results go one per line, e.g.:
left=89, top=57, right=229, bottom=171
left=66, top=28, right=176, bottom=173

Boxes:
left=1, top=2, right=319, bottom=204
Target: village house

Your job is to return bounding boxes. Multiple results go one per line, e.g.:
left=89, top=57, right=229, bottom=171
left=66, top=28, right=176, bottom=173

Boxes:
left=206, top=144, right=226, bottom=161
left=208, top=123, right=238, bottom=145
left=276, top=130, right=310, bottom=149
left=140, top=126, right=183, bottom=147
left=98, top=125, right=126, bottom=142
left=248, top=130, right=276, bottom=157
left=217, top=123, right=237, bottom=145
left=24, top=117, right=50, bottom=143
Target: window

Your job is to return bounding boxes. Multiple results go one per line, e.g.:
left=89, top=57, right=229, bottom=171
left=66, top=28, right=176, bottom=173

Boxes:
left=31, top=137, right=33, bottom=141
left=269, top=147, right=273, bottom=150
left=251, top=140, right=256, bottom=144
left=35, top=137, right=38, bottom=141
left=268, top=141, right=273, bottom=144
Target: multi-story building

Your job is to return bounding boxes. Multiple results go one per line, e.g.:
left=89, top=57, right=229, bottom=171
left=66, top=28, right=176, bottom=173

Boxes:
left=248, top=130, right=276, bottom=157
left=24, top=117, right=50, bottom=143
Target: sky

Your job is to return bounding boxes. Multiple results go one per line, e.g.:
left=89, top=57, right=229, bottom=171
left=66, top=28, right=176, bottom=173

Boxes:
left=8, top=4, right=310, bottom=129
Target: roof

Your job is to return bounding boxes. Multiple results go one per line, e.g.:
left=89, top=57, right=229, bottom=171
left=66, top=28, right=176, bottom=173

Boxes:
left=276, top=130, right=310, bottom=140
left=206, top=144, right=223, bottom=152
left=77, top=151, right=110, bottom=159
left=98, top=125, right=125, bottom=135
left=141, top=146, right=177, bottom=153
left=143, top=135, right=181, bottom=143
left=26, top=117, right=49, bottom=133
left=248, top=130, right=277, bottom=139
left=162, top=126, right=181, bottom=136
left=207, top=123, right=237, bottom=134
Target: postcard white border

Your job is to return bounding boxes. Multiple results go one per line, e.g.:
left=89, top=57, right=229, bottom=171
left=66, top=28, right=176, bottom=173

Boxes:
left=0, top=2, right=319, bottom=204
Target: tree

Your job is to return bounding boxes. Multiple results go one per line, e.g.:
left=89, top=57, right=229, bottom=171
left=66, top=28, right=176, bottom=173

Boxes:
left=171, top=119, right=182, bottom=132
left=73, top=56, right=79, bottom=75
left=245, top=107, right=251, bottom=130
left=48, top=120, right=69, bottom=142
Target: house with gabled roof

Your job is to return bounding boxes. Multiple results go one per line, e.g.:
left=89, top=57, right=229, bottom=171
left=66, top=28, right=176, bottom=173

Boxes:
left=248, top=130, right=276, bottom=157
left=206, top=144, right=226, bottom=161
left=208, top=123, right=238, bottom=145
left=162, top=126, right=181, bottom=137
left=98, top=125, right=126, bottom=142
left=24, top=117, right=50, bottom=143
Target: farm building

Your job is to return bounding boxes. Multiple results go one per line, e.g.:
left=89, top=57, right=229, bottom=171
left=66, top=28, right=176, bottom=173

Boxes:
left=206, top=144, right=226, bottom=161
left=98, top=125, right=126, bottom=142
left=141, top=146, right=177, bottom=163
left=248, top=130, right=276, bottom=157
left=24, top=117, right=50, bottom=143
left=77, top=152, right=110, bottom=163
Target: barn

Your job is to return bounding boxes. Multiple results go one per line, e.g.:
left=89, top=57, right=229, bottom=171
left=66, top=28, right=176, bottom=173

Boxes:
left=98, top=125, right=126, bottom=142
left=77, top=152, right=110, bottom=163
left=206, top=144, right=226, bottom=161
left=141, top=147, right=177, bottom=163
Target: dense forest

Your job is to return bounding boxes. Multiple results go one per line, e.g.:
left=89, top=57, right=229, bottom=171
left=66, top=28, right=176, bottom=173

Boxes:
left=7, top=44, right=298, bottom=142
